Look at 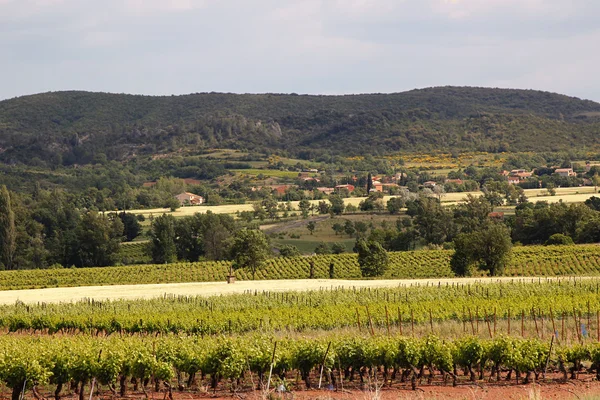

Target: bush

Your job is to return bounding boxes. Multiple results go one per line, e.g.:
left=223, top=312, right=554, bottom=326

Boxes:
left=545, top=233, right=574, bottom=246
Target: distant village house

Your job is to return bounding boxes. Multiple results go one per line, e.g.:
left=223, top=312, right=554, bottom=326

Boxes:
left=555, top=168, right=576, bottom=177
left=175, top=192, right=204, bottom=206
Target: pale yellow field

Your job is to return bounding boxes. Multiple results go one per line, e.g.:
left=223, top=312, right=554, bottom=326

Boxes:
left=0, top=277, right=575, bottom=305
left=128, top=187, right=597, bottom=218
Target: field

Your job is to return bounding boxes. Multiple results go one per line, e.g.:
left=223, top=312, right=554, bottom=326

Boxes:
left=127, top=187, right=598, bottom=219
left=3, top=278, right=600, bottom=399
left=3, top=247, right=600, bottom=399
left=2, top=245, right=600, bottom=291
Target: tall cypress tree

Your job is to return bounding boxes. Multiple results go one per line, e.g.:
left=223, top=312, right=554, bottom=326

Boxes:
left=367, top=172, right=373, bottom=193
left=0, top=185, right=16, bottom=270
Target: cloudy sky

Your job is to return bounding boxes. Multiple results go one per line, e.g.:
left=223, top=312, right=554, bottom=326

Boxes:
left=1, top=0, right=599, bottom=101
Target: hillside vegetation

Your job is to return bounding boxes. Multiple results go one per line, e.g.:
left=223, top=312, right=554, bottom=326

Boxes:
left=1, top=87, right=600, bottom=166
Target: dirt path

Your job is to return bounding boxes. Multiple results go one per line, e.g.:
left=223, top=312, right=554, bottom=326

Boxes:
left=0, top=276, right=586, bottom=305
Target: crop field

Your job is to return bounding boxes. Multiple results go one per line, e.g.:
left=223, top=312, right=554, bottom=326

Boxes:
left=1, top=245, right=600, bottom=291
left=3, top=278, right=600, bottom=399
left=1, top=277, right=598, bottom=336
left=128, top=187, right=598, bottom=219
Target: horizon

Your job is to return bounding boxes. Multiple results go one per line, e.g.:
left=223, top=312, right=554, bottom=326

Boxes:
left=2, top=1, right=600, bottom=102
left=2, top=85, right=599, bottom=104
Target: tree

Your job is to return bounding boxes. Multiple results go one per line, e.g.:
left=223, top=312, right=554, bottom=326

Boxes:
left=355, top=239, right=389, bottom=277
left=261, top=197, right=279, bottom=219
left=354, top=221, right=368, bottom=237
left=545, top=233, right=574, bottom=246
left=0, top=186, right=16, bottom=270
left=344, top=220, right=356, bottom=237
left=328, top=194, right=345, bottom=215
left=317, top=201, right=330, bottom=215
left=314, top=242, right=331, bottom=255
left=331, top=222, right=344, bottom=236
left=149, top=214, right=177, bottom=264
left=330, top=242, right=346, bottom=254
left=279, top=244, right=301, bottom=258
left=307, top=221, right=316, bottom=235
left=387, top=197, right=405, bottom=214
left=450, top=223, right=512, bottom=277
left=74, top=212, right=123, bottom=267
left=118, top=212, right=142, bottom=242
left=367, top=172, right=373, bottom=193
left=298, top=199, right=311, bottom=219
left=230, top=229, right=271, bottom=279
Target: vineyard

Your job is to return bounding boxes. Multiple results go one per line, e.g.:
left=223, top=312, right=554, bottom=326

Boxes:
left=117, top=241, right=151, bottom=265
left=2, top=333, right=600, bottom=400
left=1, top=245, right=600, bottom=291
left=2, top=279, right=600, bottom=339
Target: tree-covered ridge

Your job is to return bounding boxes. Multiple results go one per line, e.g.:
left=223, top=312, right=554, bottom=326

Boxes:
left=1, top=87, right=600, bottom=165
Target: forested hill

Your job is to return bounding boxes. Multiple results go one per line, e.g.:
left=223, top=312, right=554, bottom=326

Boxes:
left=1, top=86, right=600, bottom=166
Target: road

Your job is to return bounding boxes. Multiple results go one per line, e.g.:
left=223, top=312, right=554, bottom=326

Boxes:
left=0, top=276, right=589, bottom=305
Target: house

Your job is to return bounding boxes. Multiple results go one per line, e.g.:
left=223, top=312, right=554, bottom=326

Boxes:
left=507, top=177, right=521, bottom=185
left=555, top=168, right=576, bottom=177
left=509, top=170, right=533, bottom=180
left=316, top=187, right=335, bottom=195
left=268, top=185, right=296, bottom=196
left=488, top=212, right=505, bottom=220
left=301, top=177, right=320, bottom=183
left=182, top=178, right=202, bottom=186
left=423, top=181, right=437, bottom=188
left=174, top=192, right=204, bottom=206
left=335, top=184, right=355, bottom=192
left=445, top=179, right=463, bottom=185
left=369, top=180, right=384, bottom=192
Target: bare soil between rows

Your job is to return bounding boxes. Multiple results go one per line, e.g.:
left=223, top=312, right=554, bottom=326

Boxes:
left=10, top=375, right=600, bottom=400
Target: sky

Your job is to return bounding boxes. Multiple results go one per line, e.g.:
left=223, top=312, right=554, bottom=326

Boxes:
left=1, top=0, right=599, bottom=101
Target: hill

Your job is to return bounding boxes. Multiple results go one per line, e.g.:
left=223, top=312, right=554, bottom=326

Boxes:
left=1, top=86, right=600, bottom=166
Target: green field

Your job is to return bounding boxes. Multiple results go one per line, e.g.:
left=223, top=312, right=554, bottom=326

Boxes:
left=230, top=168, right=301, bottom=178
left=2, top=244, right=600, bottom=291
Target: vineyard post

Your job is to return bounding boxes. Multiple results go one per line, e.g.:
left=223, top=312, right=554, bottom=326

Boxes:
left=532, top=308, right=539, bottom=339
left=543, top=334, right=555, bottom=380
left=588, top=301, right=591, bottom=336
left=411, top=309, right=415, bottom=337
left=540, top=309, right=544, bottom=340
left=493, top=307, right=497, bottom=336
left=476, top=306, right=479, bottom=334
left=579, top=310, right=584, bottom=341
left=521, top=310, right=525, bottom=337
left=468, top=308, right=475, bottom=335
left=366, top=305, right=375, bottom=337
left=385, top=306, right=391, bottom=337
left=486, top=317, right=493, bottom=338
left=398, top=308, right=403, bottom=336
left=550, top=308, right=557, bottom=343
left=508, top=309, right=511, bottom=336
left=356, top=308, right=362, bottom=332
left=266, top=341, right=277, bottom=391
left=429, top=309, right=434, bottom=334
left=318, top=342, right=332, bottom=389
left=561, top=312, right=565, bottom=345
left=574, top=309, right=582, bottom=343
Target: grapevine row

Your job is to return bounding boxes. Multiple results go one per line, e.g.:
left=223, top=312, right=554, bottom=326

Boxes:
left=2, top=278, right=599, bottom=337
left=1, top=333, right=600, bottom=400
left=1, top=245, right=600, bottom=290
